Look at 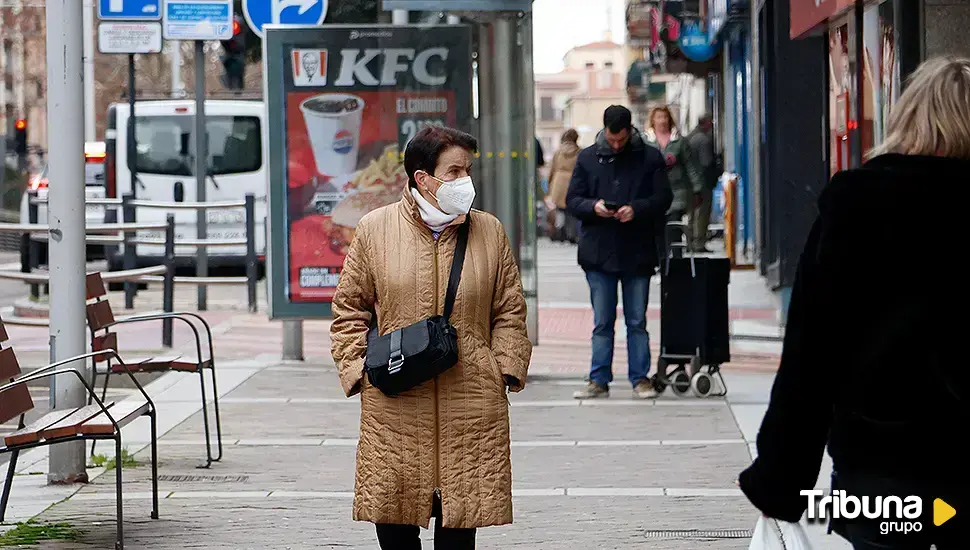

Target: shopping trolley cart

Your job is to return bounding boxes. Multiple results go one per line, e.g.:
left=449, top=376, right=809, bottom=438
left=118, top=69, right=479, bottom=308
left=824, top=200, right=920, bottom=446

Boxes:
left=651, top=221, right=731, bottom=398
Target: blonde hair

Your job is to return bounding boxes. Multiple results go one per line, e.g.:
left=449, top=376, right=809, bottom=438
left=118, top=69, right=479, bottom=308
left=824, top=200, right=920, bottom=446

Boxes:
left=868, top=56, right=970, bottom=160
left=649, top=106, right=676, bottom=131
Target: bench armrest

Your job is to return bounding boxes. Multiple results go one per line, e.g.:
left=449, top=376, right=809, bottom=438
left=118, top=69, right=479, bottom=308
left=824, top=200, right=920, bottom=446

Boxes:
left=97, top=313, right=212, bottom=365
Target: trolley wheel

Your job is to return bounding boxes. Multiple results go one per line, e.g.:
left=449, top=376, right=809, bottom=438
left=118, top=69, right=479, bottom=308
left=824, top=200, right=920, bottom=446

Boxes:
left=670, top=369, right=691, bottom=397
left=690, top=371, right=714, bottom=398
left=651, top=374, right=667, bottom=394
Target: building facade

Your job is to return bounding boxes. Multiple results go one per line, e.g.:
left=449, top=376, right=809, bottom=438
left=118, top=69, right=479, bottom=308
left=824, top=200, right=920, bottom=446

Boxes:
left=0, top=1, right=48, bottom=157
left=701, top=0, right=970, bottom=320
left=533, top=38, right=628, bottom=162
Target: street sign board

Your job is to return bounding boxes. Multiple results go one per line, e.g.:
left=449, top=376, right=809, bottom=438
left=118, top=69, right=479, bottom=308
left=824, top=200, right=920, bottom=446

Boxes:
left=263, top=24, right=473, bottom=318
left=162, top=0, right=234, bottom=40
left=98, top=0, right=162, bottom=20
left=98, top=22, right=164, bottom=54
left=242, top=0, right=328, bottom=38
left=381, top=0, right=532, bottom=11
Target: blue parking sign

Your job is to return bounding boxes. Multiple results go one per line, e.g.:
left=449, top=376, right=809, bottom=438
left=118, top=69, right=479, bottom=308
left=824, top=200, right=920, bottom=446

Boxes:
left=243, top=0, right=328, bottom=38
left=163, top=0, right=234, bottom=40
left=98, top=0, right=162, bottom=20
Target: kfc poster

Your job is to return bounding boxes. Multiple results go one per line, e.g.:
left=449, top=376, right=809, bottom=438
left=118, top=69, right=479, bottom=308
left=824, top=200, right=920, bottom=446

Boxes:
left=264, top=25, right=473, bottom=318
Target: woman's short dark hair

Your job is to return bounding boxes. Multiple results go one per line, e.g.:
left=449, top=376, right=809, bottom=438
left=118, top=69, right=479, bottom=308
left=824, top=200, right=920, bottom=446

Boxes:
left=404, top=126, right=478, bottom=188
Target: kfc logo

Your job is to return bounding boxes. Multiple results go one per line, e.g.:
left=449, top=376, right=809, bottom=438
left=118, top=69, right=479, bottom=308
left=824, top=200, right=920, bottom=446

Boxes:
left=292, top=49, right=328, bottom=87
left=332, top=47, right=449, bottom=87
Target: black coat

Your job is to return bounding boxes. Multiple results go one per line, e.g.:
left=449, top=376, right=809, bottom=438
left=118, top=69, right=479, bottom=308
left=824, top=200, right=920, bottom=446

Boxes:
left=565, top=128, right=672, bottom=275
left=738, top=154, right=970, bottom=532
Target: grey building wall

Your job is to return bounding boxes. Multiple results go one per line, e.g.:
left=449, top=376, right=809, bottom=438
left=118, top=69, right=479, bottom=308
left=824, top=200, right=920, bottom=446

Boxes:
left=924, top=0, right=970, bottom=58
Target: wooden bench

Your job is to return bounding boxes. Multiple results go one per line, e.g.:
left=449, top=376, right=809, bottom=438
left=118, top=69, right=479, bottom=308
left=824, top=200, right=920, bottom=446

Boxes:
left=0, top=316, right=158, bottom=550
left=85, top=272, right=223, bottom=468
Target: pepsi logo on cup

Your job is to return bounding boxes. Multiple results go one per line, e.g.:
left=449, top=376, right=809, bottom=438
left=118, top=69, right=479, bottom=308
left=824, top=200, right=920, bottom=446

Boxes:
left=333, top=130, right=355, bottom=154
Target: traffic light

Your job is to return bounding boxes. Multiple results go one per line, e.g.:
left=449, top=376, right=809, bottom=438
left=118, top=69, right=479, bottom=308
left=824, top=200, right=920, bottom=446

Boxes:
left=13, top=119, right=27, bottom=156
left=220, top=15, right=246, bottom=90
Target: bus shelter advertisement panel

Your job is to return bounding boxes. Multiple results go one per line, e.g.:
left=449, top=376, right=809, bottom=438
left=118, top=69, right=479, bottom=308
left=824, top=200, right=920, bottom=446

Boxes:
left=271, top=25, right=472, bottom=314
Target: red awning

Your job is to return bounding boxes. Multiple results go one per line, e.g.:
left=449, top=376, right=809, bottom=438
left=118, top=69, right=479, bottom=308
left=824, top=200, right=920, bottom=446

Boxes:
left=790, top=0, right=856, bottom=39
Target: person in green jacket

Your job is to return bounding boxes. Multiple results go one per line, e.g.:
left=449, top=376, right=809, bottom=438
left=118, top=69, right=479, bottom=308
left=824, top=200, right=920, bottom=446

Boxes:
left=644, top=106, right=704, bottom=246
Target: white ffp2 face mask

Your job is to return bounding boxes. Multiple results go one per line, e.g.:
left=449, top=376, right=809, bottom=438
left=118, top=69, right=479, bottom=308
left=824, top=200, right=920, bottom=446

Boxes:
left=429, top=174, right=476, bottom=215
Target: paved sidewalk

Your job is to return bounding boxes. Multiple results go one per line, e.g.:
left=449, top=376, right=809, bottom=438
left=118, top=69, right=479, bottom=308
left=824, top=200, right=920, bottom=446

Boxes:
left=2, top=363, right=852, bottom=549
left=0, top=239, right=809, bottom=548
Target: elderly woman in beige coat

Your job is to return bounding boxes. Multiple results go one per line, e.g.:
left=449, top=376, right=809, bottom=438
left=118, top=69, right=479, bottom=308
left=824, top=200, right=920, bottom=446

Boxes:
left=330, top=125, right=532, bottom=550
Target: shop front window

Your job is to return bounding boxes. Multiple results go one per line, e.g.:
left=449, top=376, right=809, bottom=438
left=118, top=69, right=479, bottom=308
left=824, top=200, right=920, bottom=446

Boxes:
left=862, top=0, right=900, bottom=154
left=829, top=22, right=851, bottom=176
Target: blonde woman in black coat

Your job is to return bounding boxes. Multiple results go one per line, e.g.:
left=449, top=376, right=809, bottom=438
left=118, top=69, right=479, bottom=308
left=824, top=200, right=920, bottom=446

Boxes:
left=739, top=56, right=970, bottom=549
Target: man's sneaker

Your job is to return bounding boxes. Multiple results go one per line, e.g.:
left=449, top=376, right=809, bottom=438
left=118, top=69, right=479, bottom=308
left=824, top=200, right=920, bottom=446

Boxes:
left=573, top=381, right=609, bottom=399
left=633, top=379, right=659, bottom=399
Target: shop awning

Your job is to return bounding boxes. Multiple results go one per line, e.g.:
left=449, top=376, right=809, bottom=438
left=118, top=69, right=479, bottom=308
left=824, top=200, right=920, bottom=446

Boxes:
left=790, top=0, right=856, bottom=39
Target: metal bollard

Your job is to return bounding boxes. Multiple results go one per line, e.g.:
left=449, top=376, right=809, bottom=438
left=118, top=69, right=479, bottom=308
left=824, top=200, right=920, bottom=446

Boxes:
left=25, top=190, right=39, bottom=299
left=245, top=194, right=257, bottom=313
left=162, top=214, right=175, bottom=348
left=122, top=194, right=136, bottom=309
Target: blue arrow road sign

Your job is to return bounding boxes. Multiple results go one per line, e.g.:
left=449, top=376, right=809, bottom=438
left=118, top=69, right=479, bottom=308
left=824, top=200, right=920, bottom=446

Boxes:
left=243, top=0, right=328, bottom=38
left=98, top=0, right=162, bottom=20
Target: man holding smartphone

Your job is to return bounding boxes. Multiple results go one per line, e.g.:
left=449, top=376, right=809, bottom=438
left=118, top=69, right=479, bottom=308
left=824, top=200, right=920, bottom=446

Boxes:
left=566, top=105, right=673, bottom=399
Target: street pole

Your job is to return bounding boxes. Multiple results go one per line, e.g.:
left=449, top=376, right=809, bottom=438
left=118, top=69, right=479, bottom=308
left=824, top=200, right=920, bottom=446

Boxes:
left=476, top=21, right=496, bottom=214
left=491, top=17, right=519, bottom=262
left=82, top=0, right=96, bottom=142
left=282, top=321, right=304, bottom=361
left=515, top=12, right=539, bottom=346
left=46, top=0, right=88, bottom=484
left=170, top=41, right=183, bottom=97
left=194, top=41, right=208, bottom=311
left=127, top=54, right=138, bottom=198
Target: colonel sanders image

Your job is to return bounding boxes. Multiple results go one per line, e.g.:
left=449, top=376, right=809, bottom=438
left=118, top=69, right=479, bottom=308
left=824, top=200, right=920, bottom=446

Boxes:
left=301, top=52, right=319, bottom=84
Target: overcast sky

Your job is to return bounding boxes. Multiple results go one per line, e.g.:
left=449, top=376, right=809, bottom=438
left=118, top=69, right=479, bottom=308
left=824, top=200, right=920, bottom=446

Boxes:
left=532, top=0, right=627, bottom=74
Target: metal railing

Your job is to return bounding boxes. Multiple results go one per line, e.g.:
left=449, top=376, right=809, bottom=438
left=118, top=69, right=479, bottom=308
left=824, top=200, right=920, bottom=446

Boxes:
left=25, top=191, right=259, bottom=312
left=0, top=216, right=181, bottom=346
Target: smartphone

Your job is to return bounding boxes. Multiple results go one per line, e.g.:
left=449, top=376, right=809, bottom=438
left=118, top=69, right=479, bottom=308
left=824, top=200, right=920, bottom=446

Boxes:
left=602, top=201, right=620, bottom=211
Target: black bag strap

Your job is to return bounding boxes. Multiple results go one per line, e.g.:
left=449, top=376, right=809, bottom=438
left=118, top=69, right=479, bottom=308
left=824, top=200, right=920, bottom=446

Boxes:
left=443, top=218, right=470, bottom=321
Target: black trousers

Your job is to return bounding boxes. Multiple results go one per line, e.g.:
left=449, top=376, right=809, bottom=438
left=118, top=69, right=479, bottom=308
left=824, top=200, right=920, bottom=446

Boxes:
left=375, top=495, right=476, bottom=550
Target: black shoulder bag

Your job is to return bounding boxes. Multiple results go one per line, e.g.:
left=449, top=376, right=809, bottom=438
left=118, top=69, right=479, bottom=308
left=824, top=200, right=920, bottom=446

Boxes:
left=364, top=219, right=469, bottom=396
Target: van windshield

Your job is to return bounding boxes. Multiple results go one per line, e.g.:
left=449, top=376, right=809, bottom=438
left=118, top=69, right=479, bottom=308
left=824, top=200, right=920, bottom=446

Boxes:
left=133, top=116, right=261, bottom=176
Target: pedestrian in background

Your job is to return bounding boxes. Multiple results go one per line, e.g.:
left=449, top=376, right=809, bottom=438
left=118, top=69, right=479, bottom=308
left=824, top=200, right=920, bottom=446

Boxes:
left=330, top=126, right=532, bottom=549
left=738, top=56, right=970, bottom=549
left=644, top=106, right=703, bottom=247
left=545, top=128, right=581, bottom=243
left=686, top=114, right=720, bottom=253
left=566, top=105, right=672, bottom=400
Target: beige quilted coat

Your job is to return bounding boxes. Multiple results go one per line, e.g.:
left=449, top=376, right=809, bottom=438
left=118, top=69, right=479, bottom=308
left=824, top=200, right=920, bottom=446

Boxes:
left=330, top=189, right=532, bottom=529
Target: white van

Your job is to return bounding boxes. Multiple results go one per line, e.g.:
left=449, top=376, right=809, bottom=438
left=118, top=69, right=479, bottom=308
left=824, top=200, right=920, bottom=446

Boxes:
left=105, top=99, right=266, bottom=272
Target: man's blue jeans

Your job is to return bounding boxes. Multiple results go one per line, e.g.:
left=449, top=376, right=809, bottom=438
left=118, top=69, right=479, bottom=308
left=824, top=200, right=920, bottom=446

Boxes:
left=585, top=271, right=652, bottom=388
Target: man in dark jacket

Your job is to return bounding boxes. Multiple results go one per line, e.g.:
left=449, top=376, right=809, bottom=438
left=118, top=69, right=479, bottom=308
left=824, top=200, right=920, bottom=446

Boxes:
left=566, top=105, right=673, bottom=399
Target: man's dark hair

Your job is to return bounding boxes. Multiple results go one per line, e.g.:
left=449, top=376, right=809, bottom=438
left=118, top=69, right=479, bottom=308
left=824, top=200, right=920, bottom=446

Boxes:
left=603, top=105, right=632, bottom=133
left=404, top=126, right=479, bottom=188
